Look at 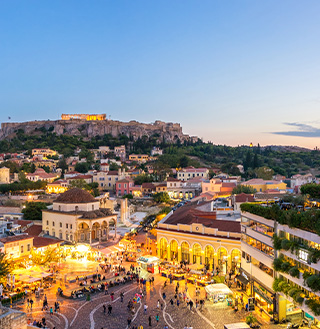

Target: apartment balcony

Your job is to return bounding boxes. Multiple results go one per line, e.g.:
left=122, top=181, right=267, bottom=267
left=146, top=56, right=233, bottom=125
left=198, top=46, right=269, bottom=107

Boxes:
left=281, top=249, right=320, bottom=273
left=241, top=241, right=274, bottom=268
left=244, top=226, right=273, bottom=247
left=279, top=292, right=320, bottom=322
left=241, top=259, right=274, bottom=291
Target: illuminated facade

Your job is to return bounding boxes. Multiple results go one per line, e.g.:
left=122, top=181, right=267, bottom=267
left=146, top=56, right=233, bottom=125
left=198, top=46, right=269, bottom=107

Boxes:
left=46, top=180, right=68, bottom=194
left=61, top=114, right=106, bottom=121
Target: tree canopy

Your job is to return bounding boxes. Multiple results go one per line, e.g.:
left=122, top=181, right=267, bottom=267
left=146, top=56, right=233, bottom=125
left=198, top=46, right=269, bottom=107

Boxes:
left=22, top=202, right=48, bottom=221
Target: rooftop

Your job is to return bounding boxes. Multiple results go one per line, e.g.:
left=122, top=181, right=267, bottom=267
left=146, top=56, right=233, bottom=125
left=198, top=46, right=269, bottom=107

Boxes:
left=163, top=202, right=241, bottom=233
left=55, top=188, right=96, bottom=204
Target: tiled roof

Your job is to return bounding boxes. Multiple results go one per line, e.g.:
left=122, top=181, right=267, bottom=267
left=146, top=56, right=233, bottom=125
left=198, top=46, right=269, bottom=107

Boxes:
left=142, top=183, right=155, bottom=189
left=33, top=237, right=63, bottom=248
left=0, top=235, right=33, bottom=244
left=24, top=225, right=43, bottom=237
left=163, top=203, right=241, bottom=233
left=234, top=193, right=255, bottom=203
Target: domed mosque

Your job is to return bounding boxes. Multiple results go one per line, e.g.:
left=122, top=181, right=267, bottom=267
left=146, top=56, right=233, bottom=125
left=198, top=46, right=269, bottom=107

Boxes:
left=42, top=188, right=117, bottom=244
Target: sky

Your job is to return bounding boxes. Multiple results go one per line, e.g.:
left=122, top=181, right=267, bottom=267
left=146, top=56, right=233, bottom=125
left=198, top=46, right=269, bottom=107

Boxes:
left=1, top=1, right=320, bottom=148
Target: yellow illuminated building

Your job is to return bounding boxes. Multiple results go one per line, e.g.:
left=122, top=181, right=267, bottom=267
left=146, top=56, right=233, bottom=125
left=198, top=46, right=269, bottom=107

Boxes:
left=61, top=114, right=106, bottom=121
left=46, top=180, right=68, bottom=194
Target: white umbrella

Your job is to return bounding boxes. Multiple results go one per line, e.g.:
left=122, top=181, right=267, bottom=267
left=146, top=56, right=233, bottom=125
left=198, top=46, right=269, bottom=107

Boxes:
left=0, top=284, right=3, bottom=296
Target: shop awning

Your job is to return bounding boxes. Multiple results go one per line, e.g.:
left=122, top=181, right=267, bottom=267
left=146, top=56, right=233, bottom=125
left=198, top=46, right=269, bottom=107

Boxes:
left=100, top=245, right=121, bottom=256
left=205, top=283, right=233, bottom=296
left=237, top=274, right=249, bottom=285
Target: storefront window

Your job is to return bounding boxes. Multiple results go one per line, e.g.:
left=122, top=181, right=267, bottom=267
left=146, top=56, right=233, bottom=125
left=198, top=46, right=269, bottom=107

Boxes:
left=217, top=247, right=228, bottom=274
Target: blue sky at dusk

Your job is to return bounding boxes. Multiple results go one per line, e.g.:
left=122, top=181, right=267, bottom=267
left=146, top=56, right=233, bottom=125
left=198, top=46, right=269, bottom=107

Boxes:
left=1, top=1, right=320, bottom=148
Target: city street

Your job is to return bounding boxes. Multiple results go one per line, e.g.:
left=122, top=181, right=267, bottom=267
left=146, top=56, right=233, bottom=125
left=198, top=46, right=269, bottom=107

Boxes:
left=13, top=264, right=282, bottom=329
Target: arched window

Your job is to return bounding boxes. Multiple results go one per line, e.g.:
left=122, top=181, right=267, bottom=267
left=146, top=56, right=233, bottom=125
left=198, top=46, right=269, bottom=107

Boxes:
left=205, top=245, right=214, bottom=269
left=192, top=243, right=202, bottom=264
left=159, top=238, right=168, bottom=259
left=170, top=240, right=178, bottom=261
left=231, top=249, right=241, bottom=271
left=75, top=206, right=79, bottom=212
left=181, top=242, right=190, bottom=263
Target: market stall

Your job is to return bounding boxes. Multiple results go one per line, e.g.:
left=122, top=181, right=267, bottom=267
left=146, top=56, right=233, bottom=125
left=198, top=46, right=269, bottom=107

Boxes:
left=205, top=283, right=233, bottom=303
left=137, top=256, right=160, bottom=274
left=186, top=270, right=214, bottom=286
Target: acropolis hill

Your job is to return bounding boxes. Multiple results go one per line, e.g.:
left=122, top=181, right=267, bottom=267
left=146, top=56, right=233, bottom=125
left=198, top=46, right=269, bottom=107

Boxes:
left=0, top=114, right=194, bottom=143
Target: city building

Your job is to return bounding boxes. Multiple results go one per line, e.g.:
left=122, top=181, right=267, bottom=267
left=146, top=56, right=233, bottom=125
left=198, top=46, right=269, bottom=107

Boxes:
left=42, top=188, right=117, bottom=244
left=0, top=167, right=10, bottom=184
left=114, top=145, right=126, bottom=160
left=151, top=147, right=163, bottom=156
left=241, top=179, right=287, bottom=193
left=157, top=202, right=241, bottom=273
left=116, top=178, right=135, bottom=196
left=46, top=179, right=68, bottom=194
left=240, top=210, right=276, bottom=317
left=26, top=168, right=59, bottom=183
left=0, top=235, right=34, bottom=259
left=166, top=177, right=198, bottom=199
left=241, top=204, right=320, bottom=323
left=231, top=193, right=255, bottom=211
left=177, top=166, right=209, bottom=181
left=129, top=154, right=149, bottom=163
left=32, top=148, right=57, bottom=157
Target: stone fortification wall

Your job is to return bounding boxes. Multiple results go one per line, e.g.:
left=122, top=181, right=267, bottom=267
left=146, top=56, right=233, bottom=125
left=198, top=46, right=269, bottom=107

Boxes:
left=0, top=119, right=191, bottom=142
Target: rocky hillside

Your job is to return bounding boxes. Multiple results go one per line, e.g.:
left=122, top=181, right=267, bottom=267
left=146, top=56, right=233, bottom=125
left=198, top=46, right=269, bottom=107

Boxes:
left=0, top=119, right=193, bottom=143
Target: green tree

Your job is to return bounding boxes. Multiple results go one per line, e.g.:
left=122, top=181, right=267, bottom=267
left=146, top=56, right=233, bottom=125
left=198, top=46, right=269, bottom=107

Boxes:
left=300, top=183, right=320, bottom=198
left=153, top=192, right=170, bottom=203
left=31, top=247, right=60, bottom=265
left=0, top=253, right=13, bottom=281
left=255, top=166, right=274, bottom=180
left=22, top=202, right=47, bottom=221
left=75, top=162, right=90, bottom=173
left=232, top=185, right=257, bottom=194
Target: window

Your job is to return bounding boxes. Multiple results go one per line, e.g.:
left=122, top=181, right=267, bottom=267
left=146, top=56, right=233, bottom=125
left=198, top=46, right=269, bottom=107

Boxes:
left=52, top=230, right=55, bottom=237
left=60, top=222, right=62, bottom=228
left=21, top=245, right=24, bottom=253
left=52, top=221, right=55, bottom=227
left=124, top=184, right=127, bottom=188
left=66, top=233, right=69, bottom=240
left=59, top=205, right=61, bottom=211
left=27, top=244, right=30, bottom=251
left=70, top=235, right=73, bottom=241
left=70, top=224, right=72, bottom=229
left=59, top=232, right=63, bottom=239
left=66, top=224, right=68, bottom=229
left=92, top=205, right=94, bottom=210
left=46, top=220, right=49, bottom=225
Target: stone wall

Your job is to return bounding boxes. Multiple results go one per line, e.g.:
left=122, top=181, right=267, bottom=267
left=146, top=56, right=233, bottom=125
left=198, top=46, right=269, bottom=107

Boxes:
left=0, top=119, right=192, bottom=143
left=0, top=306, right=27, bottom=329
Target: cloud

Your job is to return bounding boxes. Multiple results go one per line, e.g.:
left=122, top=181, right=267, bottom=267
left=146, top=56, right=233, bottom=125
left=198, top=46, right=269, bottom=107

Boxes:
left=273, top=122, right=320, bottom=137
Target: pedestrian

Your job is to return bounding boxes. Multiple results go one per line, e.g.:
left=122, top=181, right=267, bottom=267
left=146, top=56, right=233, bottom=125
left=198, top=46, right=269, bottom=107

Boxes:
left=162, top=292, right=166, bottom=300
left=157, top=300, right=160, bottom=309
left=161, top=303, right=163, bottom=310
left=111, top=292, right=114, bottom=301
left=27, top=298, right=30, bottom=308
left=50, top=307, right=53, bottom=316
left=108, top=304, right=112, bottom=315
left=103, top=304, right=106, bottom=314
left=177, top=299, right=180, bottom=307
left=144, top=303, right=148, bottom=314
left=170, top=298, right=174, bottom=305
left=149, top=315, right=152, bottom=326
left=127, top=318, right=132, bottom=326
left=189, top=300, right=193, bottom=310
left=156, top=314, right=159, bottom=323
left=30, top=299, right=33, bottom=309
left=120, top=292, right=124, bottom=302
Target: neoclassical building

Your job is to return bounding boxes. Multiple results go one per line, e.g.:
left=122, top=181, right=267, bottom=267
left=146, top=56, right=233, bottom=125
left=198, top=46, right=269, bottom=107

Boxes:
left=42, top=188, right=117, bottom=244
left=156, top=202, right=241, bottom=274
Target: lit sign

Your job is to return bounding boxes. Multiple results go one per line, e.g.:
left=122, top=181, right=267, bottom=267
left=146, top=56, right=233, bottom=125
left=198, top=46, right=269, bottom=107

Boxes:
left=298, top=249, right=309, bottom=263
